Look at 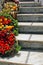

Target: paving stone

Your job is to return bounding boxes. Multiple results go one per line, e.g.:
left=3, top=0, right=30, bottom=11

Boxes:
left=16, top=34, right=31, bottom=41
left=27, top=52, right=43, bottom=65
left=0, top=51, right=29, bottom=64
left=32, top=23, right=43, bottom=26
left=18, top=22, right=32, bottom=26
left=30, top=34, right=43, bottom=42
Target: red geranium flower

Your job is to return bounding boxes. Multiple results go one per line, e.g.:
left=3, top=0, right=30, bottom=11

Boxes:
left=0, top=29, right=15, bottom=55
left=0, top=16, right=11, bottom=25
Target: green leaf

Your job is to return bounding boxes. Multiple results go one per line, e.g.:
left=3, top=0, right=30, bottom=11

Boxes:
left=5, top=50, right=10, bottom=54
left=15, top=45, right=21, bottom=52
left=16, top=28, right=18, bottom=31
left=13, top=30, right=18, bottom=36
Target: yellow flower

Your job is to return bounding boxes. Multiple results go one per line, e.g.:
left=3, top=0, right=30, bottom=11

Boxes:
left=12, top=6, right=17, bottom=10
left=0, top=19, right=2, bottom=23
left=0, top=23, right=4, bottom=29
left=6, top=26, right=14, bottom=30
left=4, top=18, right=7, bottom=21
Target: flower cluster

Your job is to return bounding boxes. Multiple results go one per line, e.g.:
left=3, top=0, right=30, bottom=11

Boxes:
left=0, top=13, right=20, bottom=55
left=0, top=16, right=11, bottom=25
left=0, top=1, right=20, bottom=55
left=0, top=29, right=15, bottom=55
left=0, top=15, right=15, bottom=31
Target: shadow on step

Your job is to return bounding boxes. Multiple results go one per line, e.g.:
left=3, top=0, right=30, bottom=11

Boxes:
left=21, top=47, right=43, bottom=52
left=19, top=31, right=43, bottom=34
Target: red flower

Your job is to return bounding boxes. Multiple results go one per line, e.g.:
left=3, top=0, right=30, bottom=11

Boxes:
left=4, top=44, right=10, bottom=51
left=0, top=16, right=11, bottom=25
left=0, top=16, right=5, bottom=20
left=0, top=29, right=16, bottom=55
left=0, top=15, right=16, bottom=55
left=0, top=48, right=5, bottom=54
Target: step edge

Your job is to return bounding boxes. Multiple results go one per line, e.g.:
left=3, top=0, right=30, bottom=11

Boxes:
left=19, top=2, right=40, bottom=3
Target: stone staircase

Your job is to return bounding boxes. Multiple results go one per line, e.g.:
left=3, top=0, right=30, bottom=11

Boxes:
left=17, top=0, right=43, bottom=49
left=19, top=2, right=41, bottom=7
left=0, top=0, right=43, bottom=65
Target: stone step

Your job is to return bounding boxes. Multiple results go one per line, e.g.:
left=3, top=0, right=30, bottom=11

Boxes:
left=27, top=52, right=43, bottom=64
left=19, top=2, right=41, bottom=7
left=18, top=22, right=43, bottom=33
left=16, top=34, right=43, bottom=48
left=1, top=50, right=43, bottom=65
left=0, top=51, right=30, bottom=65
left=19, top=0, right=34, bottom=2
left=19, top=7, right=43, bottom=13
left=17, top=14, right=43, bottom=22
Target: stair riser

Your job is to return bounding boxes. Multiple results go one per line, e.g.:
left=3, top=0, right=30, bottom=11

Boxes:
left=19, top=41, right=43, bottom=48
left=0, top=62, right=12, bottom=65
left=0, top=62, right=28, bottom=65
left=19, top=7, right=43, bottom=13
left=19, top=3, right=41, bottom=7
left=19, top=26, right=43, bottom=33
left=19, top=0, right=34, bottom=2
left=17, top=15, right=43, bottom=22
